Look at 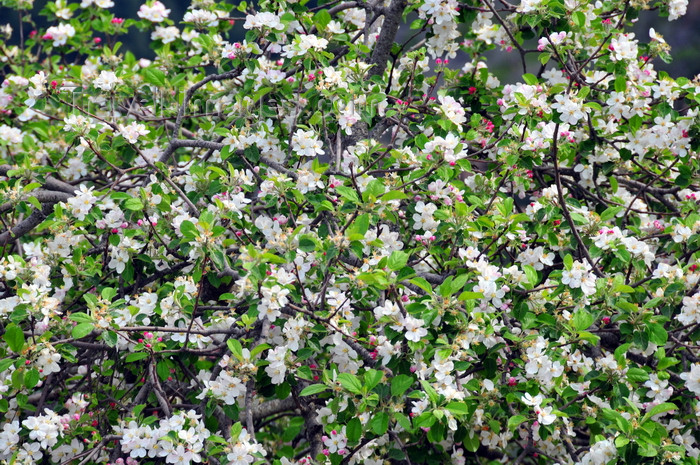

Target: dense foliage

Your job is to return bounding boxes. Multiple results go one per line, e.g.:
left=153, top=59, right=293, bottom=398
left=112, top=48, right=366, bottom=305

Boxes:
left=0, top=0, right=699, bottom=464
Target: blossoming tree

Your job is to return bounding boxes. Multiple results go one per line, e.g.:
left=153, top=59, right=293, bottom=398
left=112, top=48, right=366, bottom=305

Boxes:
left=0, top=0, right=699, bottom=463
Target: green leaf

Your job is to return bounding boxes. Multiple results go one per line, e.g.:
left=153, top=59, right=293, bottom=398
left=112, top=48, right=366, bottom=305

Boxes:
left=600, top=206, right=624, bottom=222
left=180, top=220, right=200, bottom=238
left=638, top=443, right=658, bottom=457
left=24, top=368, right=40, bottom=389
left=346, top=417, right=362, bottom=443
left=227, top=339, right=243, bottom=360
left=445, top=402, right=469, bottom=416
left=522, top=73, right=538, bottom=85
left=12, top=369, right=24, bottom=390
left=347, top=214, right=370, bottom=239
left=249, top=343, right=270, bottom=358
left=381, top=190, right=408, bottom=201
left=463, top=430, right=479, bottom=452
left=647, top=323, right=668, bottom=345
left=101, top=287, right=117, bottom=301
left=69, top=312, right=95, bottom=324
left=125, top=352, right=150, bottom=362
left=563, top=254, right=573, bottom=270
left=369, top=412, right=389, bottom=435
left=408, top=277, right=432, bottom=294
left=626, top=367, right=649, bottom=382
left=657, top=357, right=679, bottom=370
left=387, top=251, right=409, bottom=271
left=4, top=324, right=25, bottom=352
left=364, top=369, right=383, bottom=392
left=508, top=415, right=527, bottom=431
left=337, top=373, right=363, bottom=394
left=457, top=291, right=483, bottom=301
left=124, top=198, right=144, bottom=211
left=614, top=75, right=627, bottom=93
left=363, top=179, right=385, bottom=202
left=26, top=196, right=42, bottom=211
left=391, top=374, right=414, bottom=397
left=298, top=237, right=316, bottom=252
left=0, top=359, right=14, bottom=373
left=602, top=408, right=630, bottom=433
left=313, top=9, right=331, bottom=30
left=571, top=311, right=594, bottom=331
left=335, top=186, right=360, bottom=203
left=641, top=402, right=676, bottom=424
left=144, top=68, right=166, bottom=87
left=308, top=111, right=322, bottom=126
left=103, top=331, right=118, bottom=347
left=394, top=412, right=412, bottom=432
left=157, top=361, right=170, bottom=381
left=577, top=85, right=590, bottom=100
left=72, top=323, right=94, bottom=339
left=300, top=384, right=328, bottom=396
left=615, top=436, right=630, bottom=448
left=572, top=10, right=586, bottom=27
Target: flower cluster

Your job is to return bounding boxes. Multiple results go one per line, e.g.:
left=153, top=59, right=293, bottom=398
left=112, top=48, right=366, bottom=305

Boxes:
left=0, top=0, right=698, bottom=464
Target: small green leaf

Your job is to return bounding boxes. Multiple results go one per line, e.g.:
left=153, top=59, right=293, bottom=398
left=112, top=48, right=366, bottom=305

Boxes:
left=391, top=374, right=414, bottom=397
left=615, top=436, right=630, bottom=448
left=381, top=190, right=408, bottom=201
left=457, top=291, right=483, bottom=301
left=24, top=368, right=40, bottom=389
left=522, top=73, right=538, bottom=85
left=508, top=415, right=527, bottom=431
left=3, top=324, right=25, bottom=352
left=647, top=323, right=668, bottom=345
left=563, top=254, right=573, bottom=270
left=445, top=402, right=469, bottom=416
left=71, top=323, right=94, bottom=339
left=626, top=367, right=649, bottom=382
left=69, top=312, right=95, bottom=324
left=308, top=111, right=322, bottom=126
left=641, top=402, right=676, bottom=424
left=313, top=9, right=331, bottom=30
left=300, top=384, right=328, bottom=396
left=614, top=75, right=627, bottom=92
left=337, top=373, right=363, bottom=394
left=227, top=339, right=243, bottom=360
left=346, top=417, right=362, bottom=442
left=180, top=220, right=200, bottom=238
left=144, top=68, right=166, bottom=87
left=249, top=343, right=270, bottom=358
left=387, top=251, right=409, bottom=271
left=298, top=237, right=316, bottom=252
left=125, top=352, right=150, bottom=363
left=408, top=277, right=432, bottom=294
left=364, top=369, right=383, bottom=392
left=369, top=412, right=389, bottom=435
left=571, top=311, right=594, bottom=331
left=335, top=186, right=360, bottom=203
left=124, top=198, right=144, bottom=211
left=26, top=196, right=42, bottom=211
left=463, top=430, right=479, bottom=452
